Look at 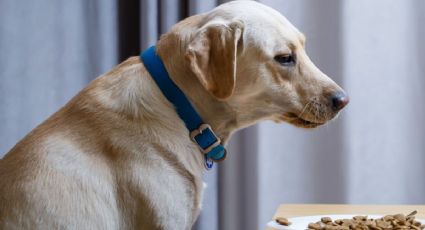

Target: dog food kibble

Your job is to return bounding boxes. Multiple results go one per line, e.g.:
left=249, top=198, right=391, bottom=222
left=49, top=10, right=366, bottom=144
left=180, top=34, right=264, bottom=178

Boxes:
left=275, top=217, right=291, bottom=226
left=306, top=211, right=425, bottom=230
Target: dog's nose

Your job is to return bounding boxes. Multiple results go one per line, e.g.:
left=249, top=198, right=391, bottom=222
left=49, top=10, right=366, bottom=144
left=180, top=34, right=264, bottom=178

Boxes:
left=331, top=91, right=349, bottom=111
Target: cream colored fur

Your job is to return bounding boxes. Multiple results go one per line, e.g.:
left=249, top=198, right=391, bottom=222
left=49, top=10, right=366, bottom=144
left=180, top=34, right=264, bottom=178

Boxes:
left=0, top=1, right=346, bottom=229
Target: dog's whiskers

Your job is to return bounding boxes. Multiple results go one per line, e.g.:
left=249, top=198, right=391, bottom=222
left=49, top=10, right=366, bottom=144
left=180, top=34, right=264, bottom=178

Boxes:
left=299, top=100, right=313, bottom=119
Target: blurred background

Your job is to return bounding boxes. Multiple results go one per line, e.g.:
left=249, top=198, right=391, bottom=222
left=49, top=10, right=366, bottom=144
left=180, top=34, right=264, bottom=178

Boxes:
left=1, top=0, right=424, bottom=230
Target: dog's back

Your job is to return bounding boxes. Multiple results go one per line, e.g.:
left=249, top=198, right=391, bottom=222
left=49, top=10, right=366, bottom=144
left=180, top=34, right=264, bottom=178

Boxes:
left=0, top=57, right=203, bottom=229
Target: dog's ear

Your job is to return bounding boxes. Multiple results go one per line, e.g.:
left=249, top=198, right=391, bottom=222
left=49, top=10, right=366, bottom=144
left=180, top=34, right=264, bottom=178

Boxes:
left=185, top=20, right=244, bottom=100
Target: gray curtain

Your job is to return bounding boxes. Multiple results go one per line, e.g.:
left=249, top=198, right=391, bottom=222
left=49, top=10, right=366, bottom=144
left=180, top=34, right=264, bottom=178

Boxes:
left=1, top=1, right=425, bottom=230
left=0, top=0, right=117, bottom=155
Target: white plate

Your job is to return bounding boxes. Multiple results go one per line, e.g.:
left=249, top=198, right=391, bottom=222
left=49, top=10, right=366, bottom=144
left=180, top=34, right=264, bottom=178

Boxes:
left=267, top=214, right=425, bottom=230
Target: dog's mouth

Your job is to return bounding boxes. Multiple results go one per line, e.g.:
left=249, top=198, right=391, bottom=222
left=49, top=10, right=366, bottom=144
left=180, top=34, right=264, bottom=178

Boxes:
left=281, top=112, right=326, bottom=128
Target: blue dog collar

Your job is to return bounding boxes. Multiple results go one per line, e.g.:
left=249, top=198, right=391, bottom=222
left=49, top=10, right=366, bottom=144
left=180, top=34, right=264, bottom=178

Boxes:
left=140, top=46, right=227, bottom=170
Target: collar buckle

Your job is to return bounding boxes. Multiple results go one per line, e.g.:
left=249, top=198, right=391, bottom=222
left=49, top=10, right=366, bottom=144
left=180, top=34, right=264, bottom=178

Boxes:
left=190, top=124, right=221, bottom=154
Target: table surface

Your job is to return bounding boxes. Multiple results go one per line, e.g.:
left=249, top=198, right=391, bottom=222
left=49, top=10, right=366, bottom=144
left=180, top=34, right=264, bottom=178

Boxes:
left=267, top=204, right=425, bottom=230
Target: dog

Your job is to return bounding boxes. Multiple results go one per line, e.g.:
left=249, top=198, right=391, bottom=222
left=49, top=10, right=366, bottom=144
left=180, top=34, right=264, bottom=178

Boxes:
left=0, top=1, right=348, bottom=229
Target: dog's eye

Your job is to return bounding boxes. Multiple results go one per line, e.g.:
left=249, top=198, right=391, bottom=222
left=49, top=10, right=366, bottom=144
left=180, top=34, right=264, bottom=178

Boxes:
left=274, top=54, right=296, bottom=66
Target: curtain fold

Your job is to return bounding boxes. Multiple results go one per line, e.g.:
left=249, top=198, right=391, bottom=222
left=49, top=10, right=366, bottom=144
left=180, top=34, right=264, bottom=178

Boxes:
left=342, top=0, right=425, bottom=204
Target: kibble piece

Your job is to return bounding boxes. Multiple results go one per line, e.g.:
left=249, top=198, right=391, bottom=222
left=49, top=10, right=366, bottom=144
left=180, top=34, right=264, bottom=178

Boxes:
left=324, top=225, right=341, bottom=230
left=413, top=221, right=422, bottom=227
left=321, top=217, right=333, bottom=223
left=275, top=217, right=291, bottom=226
left=335, top=219, right=343, bottom=225
left=408, top=211, right=418, bottom=217
left=394, top=214, right=406, bottom=222
left=383, top=215, right=395, bottom=221
left=308, top=222, right=322, bottom=230
left=353, top=216, right=368, bottom=222
left=341, top=221, right=355, bottom=228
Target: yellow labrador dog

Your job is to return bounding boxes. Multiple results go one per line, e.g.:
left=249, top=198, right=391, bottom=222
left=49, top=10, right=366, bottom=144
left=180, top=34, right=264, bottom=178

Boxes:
left=0, top=1, right=348, bottom=229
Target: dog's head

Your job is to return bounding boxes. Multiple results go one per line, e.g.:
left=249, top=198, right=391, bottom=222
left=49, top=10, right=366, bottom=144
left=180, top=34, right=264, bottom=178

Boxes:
left=164, top=1, right=348, bottom=129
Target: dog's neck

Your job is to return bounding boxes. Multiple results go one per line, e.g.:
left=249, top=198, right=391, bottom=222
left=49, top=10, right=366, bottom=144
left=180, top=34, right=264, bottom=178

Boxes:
left=156, top=39, right=253, bottom=144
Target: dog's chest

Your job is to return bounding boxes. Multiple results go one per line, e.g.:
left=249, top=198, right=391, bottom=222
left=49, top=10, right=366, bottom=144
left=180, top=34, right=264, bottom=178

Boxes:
left=111, top=139, right=205, bottom=229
